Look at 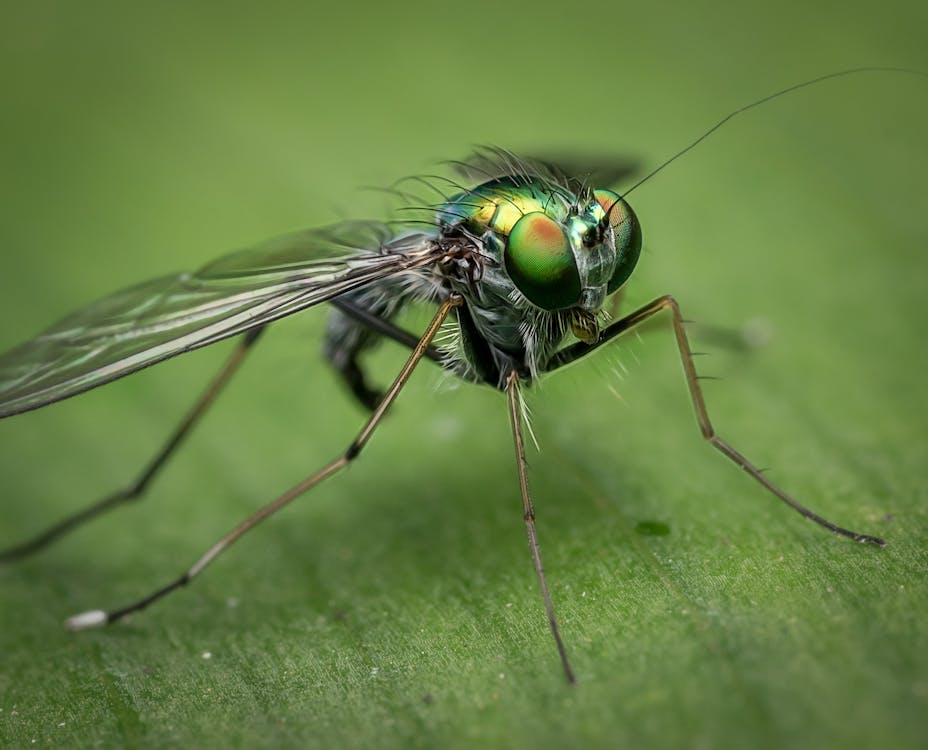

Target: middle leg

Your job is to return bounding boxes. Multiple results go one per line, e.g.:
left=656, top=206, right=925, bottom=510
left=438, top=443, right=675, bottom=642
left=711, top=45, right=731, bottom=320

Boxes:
left=505, top=370, right=576, bottom=684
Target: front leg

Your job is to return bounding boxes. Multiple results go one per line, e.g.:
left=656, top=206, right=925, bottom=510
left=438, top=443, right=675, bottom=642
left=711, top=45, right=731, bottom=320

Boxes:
left=546, top=295, right=885, bottom=546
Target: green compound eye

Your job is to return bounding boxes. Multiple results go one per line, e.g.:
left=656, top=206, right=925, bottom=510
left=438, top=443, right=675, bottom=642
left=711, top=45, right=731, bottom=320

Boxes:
left=504, top=212, right=581, bottom=311
left=594, top=189, right=642, bottom=294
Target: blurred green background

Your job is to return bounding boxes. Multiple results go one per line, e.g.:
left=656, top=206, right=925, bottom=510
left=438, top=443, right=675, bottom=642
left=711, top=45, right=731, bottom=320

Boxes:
left=1, top=1, right=927, bottom=748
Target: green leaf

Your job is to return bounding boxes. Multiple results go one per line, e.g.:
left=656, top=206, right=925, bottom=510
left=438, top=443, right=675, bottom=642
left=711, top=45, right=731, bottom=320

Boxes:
left=1, top=3, right=926, bottom=749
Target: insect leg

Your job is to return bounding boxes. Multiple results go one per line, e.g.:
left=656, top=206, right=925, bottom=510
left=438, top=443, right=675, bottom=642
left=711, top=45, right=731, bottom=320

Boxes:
left=65, top=295, right=462, bottom=630
left=547, top=295, right=885, bottom=546
left=0, top=327, right=266, bottom=563
left=505, top=370, right=576, bottom=684
left=327, top=297, right=443, bottom=410
left=606, top=289, right=762, bottom=353
left=329, top=298, right=443, bottom=362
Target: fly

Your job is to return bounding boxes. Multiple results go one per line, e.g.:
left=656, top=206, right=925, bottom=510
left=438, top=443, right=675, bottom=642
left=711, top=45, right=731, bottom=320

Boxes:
left=0, top=67, right=920, bottom=684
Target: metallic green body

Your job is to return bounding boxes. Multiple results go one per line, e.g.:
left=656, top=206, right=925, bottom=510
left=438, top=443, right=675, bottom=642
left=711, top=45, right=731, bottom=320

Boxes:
left=437, top=178, right=567, bottom=242
left=425, top=175, right=642, bottom=383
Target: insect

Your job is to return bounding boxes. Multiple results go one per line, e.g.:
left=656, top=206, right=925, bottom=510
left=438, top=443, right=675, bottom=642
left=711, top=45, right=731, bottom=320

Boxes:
left=1, top=68, right=917, bottom=684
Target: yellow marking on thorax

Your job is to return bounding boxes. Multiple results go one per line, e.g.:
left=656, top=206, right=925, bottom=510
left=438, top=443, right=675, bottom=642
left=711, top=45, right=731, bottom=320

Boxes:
left=480, top=192, right=549, bottom=236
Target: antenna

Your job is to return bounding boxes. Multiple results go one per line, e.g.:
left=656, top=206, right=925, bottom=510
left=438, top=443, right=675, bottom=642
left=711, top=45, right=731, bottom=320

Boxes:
left=618, top=67, right=927, bottom=200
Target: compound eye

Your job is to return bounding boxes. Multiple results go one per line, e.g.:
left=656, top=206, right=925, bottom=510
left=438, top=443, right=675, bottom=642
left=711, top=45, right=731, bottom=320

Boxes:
left=593, top=189, right=624, bottom=227
left=504, top=212, right=581, bottom=310
left=594, top=189, right=642, bottom=293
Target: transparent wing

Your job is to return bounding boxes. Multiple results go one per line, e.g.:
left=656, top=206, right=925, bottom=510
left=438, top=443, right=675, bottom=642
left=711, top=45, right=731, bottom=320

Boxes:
left=0, top=222, right=443, bottom=417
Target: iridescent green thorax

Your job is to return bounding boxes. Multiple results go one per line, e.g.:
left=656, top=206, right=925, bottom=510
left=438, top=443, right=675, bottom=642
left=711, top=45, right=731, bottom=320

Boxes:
left=436, top=178, right=576, bottom=242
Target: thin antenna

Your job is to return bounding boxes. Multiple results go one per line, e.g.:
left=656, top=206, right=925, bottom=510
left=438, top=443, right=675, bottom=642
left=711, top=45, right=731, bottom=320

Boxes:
left=619, top=66, right=927, bottom=200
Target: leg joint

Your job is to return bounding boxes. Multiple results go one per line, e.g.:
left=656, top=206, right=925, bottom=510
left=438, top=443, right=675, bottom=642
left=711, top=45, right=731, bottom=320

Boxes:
left=343, top=442, right=362, bottom=462
left=656, top=294, right=679, bottom=314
